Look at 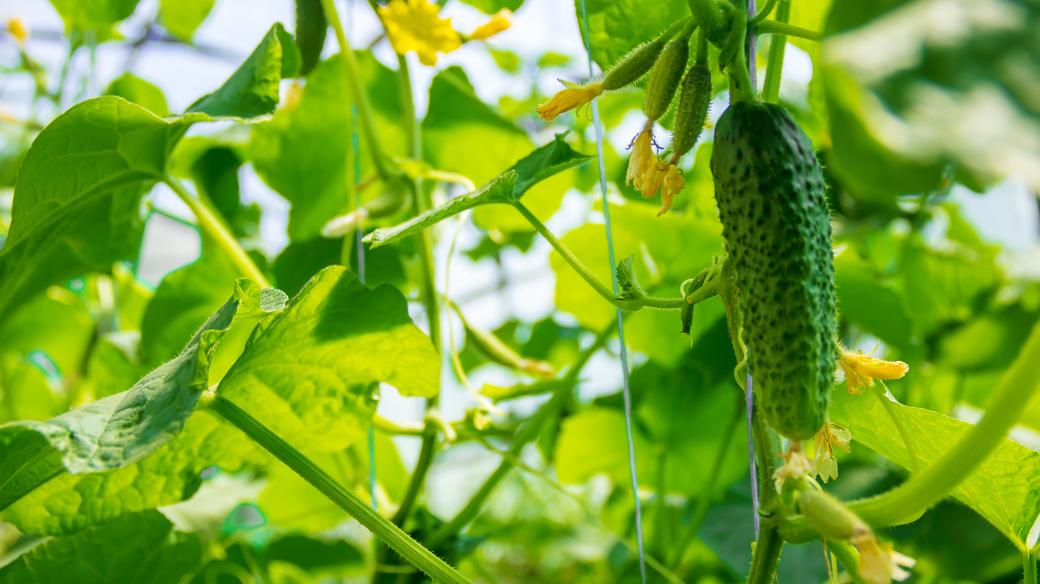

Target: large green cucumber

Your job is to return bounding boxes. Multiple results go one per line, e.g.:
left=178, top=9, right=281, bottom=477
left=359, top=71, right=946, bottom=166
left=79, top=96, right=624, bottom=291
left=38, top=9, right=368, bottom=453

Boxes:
left=710, top=100, right=837, bottom=441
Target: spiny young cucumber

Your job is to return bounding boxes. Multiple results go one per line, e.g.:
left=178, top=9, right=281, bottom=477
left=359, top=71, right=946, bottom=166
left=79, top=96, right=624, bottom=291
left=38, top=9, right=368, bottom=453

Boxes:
left=711, top=100, right=837, bottom=441
left=602, top=18, right=691, bottom=91
left=798, top=489, right=868, bottom=541
left=643, top=22, right=695, bottom=121
left=670, top=61, right=712, bottom=161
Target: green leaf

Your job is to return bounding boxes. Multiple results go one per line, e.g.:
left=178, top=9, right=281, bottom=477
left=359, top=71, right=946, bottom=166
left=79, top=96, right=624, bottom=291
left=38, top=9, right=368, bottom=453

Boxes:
left=188, top=23, right=301, bottom=118
left=103, top=72, right=170, bottom=116
left=830, top=388, right=1040, bottom=549
left=158, top=0, right=215, bottom=41
left=366, top=135, right=590, bottom=247
left=48, top=0, right=140, bottom=36
left=0, top=289, right=94, bottom=382
left=139, top=241, right=239, bottom=366
left=294, top=0, right=328, bottom=76
left=0, top=280, right=282, bottom=514
left=218, top=266, right=439, bottom=453
left=0, top=97, right=199, bottom=321
left=577, top=0, right=689, bottom=72
left=249, top=56, right=352, bottom=240
left=834, top=251, right=917, bottom=351
left=0, top=511, right=203, bottom=584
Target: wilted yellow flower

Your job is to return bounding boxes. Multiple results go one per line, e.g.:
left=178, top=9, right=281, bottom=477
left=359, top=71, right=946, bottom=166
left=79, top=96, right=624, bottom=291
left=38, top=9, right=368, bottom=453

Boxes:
left=469, top=9, right=512, bottom=41
left=840, top=350, right=909, bottom=394
left=378, top=0, right=461, bottom=66
left=625, top=125, right=656, bottom=186
left=536, top=80, right=603, bottom=121
left=7, top=17, right=28, bottom=46
left=657, top=163, right=684, bottom=216
left=853, top=531, right=915, bottom=584
left=814, top=422, right=851, bottom=483
left=773, top=446, right=813, bottom=491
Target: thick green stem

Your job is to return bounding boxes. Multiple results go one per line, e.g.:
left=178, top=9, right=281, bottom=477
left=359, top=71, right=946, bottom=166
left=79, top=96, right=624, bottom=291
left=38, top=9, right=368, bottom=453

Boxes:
left=164, top=177, right=269, bottom=287
left=828, top=541, right=867, bottom=584
left=756, top=20, right=821, bottom=41
left=209, top=397, right=471, bottom=584
left=760, top=0, right=789, bottom=103
left=320, top=0, right=391, bottom=179
left=686, top=0, right=722, bottom=32
left=746, top=526, right=783, bottom=584
left=782, top=322, right=1040, bottom=541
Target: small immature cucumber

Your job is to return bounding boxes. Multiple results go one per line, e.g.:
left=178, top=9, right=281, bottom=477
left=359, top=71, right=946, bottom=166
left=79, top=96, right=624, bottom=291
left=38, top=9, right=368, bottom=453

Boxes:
left=602, top=19, right=690, bottom=91
left=643, top=24, right=693, bottom=121
left=710, top=100, right=837, bottom=441
left=798, top=489, right=867, bottom=541
left=670, top=61, right=712, bottom=159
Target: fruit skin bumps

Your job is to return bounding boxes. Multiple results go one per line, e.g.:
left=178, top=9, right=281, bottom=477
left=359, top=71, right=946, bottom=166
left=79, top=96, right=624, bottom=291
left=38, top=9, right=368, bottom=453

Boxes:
left=710, top=99, right=837, bottom=441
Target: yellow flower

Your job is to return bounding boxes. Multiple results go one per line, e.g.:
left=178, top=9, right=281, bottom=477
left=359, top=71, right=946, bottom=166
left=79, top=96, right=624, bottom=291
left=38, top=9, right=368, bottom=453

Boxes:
left=840, top=350, right=909, bottom=394
left=814, top=422, right=851, bottom=483
left=536, top=80, right=603, bottom=121
left=7, top=17, right=28, bottom=46
left=853, top=531, right=915, bottom=584
left=657, top=163, right=684, bottom=216
left=378, top=0, right=461, bottom=66
left=625, top=125, right=656, bottom=186
left=469, top=9, right=512, bottom=41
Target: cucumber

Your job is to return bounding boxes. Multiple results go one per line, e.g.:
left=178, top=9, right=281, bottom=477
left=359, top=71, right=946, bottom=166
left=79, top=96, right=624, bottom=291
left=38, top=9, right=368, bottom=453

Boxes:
left=710, top=100, right=837, bottom=441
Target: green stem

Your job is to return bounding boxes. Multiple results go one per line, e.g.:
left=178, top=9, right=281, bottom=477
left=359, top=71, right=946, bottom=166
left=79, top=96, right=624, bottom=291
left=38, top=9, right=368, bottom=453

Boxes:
left=782, top=322, right=1040, bottom=541
left=373, top=416, right=426, bottom=437
left=756, top=20, right=822, bottom=41
left=726, top=11, right=755, bottom=102
left=746, top=526, right=783, bottom=584
left=1025, top=549, right=1038, bottom=584
left=760, top=0, right=789, bottom=103
left=163, top=177, right=269, bottom=287
left=686, top=0, right=722, bottom=32
left=209, top=397, right=471, bottom=584
left=320, top=0, right=391, bottom=179
left=748, top=0, right=778, bottom=25
left=828, top=541, right=867, bottom=584
left=427, top=325, right=615, bottom=546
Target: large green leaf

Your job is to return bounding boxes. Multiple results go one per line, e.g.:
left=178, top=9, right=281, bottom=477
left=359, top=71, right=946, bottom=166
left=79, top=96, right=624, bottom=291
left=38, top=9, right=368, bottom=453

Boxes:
left=0, top=97, right=199, bottom=320
left=249, top=56, right=352, bottom=240
left=830, top=388, right=1040, bottom=550
left=576, top=0, right=689, bottom=71
left=218, top=266, right=439, bottom=452
left=48, top=0, right=140, bottom=36
left=158, top=0, right=215, bottom=41
left=104, top=72, right=170, bottom=116
left=0, top=511, right=203, bottom=584
left=366, top=135, right=590, bottom=247
left=822, top=0, right=1040, bottom=195
left=0, top=281, right=285, bottom=515
left=188, top=23, right=301, bottom=118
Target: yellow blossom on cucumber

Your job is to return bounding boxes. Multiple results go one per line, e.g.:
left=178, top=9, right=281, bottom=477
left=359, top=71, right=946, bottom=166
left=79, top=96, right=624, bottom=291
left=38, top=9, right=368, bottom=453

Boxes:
left=657, top=163, right=684, bottom=216
left=469, top=9, right=512, bottom=41
left=840, top=350, right=909, bottom=394
left=813, top=421, right=851, bottom=483
left=7, top=17, right=28, bottom=46
left=625, top=125, right=656, bottom=186
left=773, top=445, right=813, bottom=490
left=536, top=80, right=603, bottom=121
left=378, top=0, right=461, bottom=66
left=852, top=531, right=915, bottom=584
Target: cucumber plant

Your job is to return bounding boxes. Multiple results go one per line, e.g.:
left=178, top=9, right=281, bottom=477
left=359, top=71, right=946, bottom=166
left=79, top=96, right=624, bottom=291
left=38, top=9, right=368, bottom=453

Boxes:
left=0, top=1, right=1038, bottom=583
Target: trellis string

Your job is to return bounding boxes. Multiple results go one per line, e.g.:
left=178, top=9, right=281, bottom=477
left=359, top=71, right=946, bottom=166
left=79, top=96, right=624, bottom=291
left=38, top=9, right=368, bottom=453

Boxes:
left=576, top=2, right=647, bottom=582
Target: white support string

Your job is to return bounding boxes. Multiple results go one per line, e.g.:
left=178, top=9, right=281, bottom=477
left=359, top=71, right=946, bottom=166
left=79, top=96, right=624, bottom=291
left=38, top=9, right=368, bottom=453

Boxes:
left=746, top=0, right=761, bottom=538
left=576, top=2, right=647, bottom=581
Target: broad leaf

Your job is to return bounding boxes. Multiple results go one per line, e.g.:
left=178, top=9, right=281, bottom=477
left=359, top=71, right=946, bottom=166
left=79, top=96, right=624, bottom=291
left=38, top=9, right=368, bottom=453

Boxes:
left=0, top=97, right=199, bottom=321
left=830, top=388, right=1040, bottom=550
left=48, top=0, right=140, bottom=37
left=249, top=56, right=352, bottom=239
left=104, top=72, right=170, bottom=116
left=158, top=0, right=215, bottom=41
left=0, top=280, right=284, bottom=514
left=576, top=0, right=689, bottom=71
left=218, top=266, right=439, bottom=452
left=0, top=511, right=203, bottom=584
left=366, top=135, right=590, bottom=247
left=188, top=23, right=301, bottom=118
